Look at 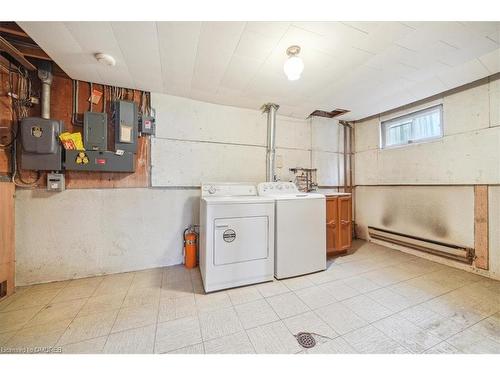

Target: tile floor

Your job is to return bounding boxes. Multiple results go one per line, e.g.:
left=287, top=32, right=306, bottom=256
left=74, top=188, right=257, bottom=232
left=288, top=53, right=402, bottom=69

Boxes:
left=1, top=240, right=499, bottom=354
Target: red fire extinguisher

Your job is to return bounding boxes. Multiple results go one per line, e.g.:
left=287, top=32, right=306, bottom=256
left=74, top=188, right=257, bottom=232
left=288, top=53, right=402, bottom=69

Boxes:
left=183, top=225, right=198, bottom=269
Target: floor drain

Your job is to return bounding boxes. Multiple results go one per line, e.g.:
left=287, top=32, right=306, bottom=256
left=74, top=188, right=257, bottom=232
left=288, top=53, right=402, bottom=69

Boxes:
left=295, top=332, right=316, bottom=348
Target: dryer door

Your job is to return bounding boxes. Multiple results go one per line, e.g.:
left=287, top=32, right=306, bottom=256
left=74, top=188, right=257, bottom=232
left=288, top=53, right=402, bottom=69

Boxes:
left=214, top=216, right=269, bottom=265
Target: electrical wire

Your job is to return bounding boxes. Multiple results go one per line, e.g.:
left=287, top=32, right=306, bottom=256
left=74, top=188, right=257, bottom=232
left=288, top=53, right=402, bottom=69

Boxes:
left=5, top=62, right=41, bottom=187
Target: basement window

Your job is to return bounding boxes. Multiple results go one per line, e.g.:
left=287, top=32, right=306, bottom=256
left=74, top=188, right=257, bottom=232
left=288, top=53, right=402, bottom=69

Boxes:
left=381, top=104, right=443, bottom=148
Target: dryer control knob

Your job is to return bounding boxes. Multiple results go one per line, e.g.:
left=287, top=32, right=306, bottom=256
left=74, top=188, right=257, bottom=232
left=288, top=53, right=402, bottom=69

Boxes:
left=208, top=186, right=217, bottom=194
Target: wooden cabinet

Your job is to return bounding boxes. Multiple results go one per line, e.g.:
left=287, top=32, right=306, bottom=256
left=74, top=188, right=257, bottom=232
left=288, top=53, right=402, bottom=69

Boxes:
left=0, top=182, right=15, bottom=301
left=326, top=195, right=352, bottom=254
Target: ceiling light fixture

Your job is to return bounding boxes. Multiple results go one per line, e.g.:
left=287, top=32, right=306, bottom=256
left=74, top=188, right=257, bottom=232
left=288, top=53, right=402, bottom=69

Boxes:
left=283, top=45, right=304, bottom=81
left=94, top=53, right=116, bottom=66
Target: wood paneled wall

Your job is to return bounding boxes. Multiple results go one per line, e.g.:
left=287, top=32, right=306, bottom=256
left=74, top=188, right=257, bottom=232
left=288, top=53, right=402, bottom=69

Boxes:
left=0, top=68, right=150, bottom=189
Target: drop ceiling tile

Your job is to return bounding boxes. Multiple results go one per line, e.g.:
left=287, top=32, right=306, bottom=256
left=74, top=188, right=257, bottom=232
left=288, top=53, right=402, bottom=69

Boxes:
left=407, top=77, right=448, bottom=100
left=275, top=25, right=342, bottom=58
left=437, top=37, right=499, bottom=67
left=234, top=30, right=282, bottom=61
left=198, top=22, right=246, bottom=53
left=478, top=48, right=500, bottom=74
left=215, top=88, right=263, bottom=111
left=244, top=22, right=290, bottom=38
left=353, top=23, right=416, bottom=54
left=157, top=22, right=201, bottom=89
left=110, top=22, right=163, bottom=92
left=219, top=55, right=261, bottom=91
left=191, top=22, right=246, bottom=93
left=459, top=22, right=500, bottom=38
left=63, top=22, right=128, bottom=66
left=293, top=22, right=369, bottom=48
left=438, top=58, right=490, bottom=89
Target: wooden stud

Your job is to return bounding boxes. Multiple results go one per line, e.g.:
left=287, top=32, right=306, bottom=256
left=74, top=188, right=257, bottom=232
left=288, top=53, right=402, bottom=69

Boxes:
left=0, top=36, right=36, bottom=71
left=474, top=185, right=489, bottom=270
left=0, top=26, right=29, bottom=38
left=0, top=182, right=15, bottom=300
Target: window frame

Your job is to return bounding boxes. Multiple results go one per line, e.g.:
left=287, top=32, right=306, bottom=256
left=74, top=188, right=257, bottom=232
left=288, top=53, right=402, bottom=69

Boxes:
left=380, top=104, right=444, bottom=149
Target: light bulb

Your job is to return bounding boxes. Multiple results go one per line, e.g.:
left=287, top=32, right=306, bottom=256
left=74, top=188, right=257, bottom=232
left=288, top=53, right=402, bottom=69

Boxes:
left=284, top=55, right=304, bottom=81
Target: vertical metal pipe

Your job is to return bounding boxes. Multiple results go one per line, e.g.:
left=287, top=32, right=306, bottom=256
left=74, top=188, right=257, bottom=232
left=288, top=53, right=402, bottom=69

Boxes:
left=38, top=69, right=53, bottom=119
left=262, top=103, right=279, bottom=182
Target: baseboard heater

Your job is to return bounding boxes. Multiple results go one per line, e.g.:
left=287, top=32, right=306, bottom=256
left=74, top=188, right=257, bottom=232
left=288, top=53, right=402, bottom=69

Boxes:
left=368, top=226, right=474, bottom=264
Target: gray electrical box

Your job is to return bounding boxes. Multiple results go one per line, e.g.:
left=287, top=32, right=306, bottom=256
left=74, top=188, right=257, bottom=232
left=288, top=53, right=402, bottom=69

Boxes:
left=114, top=100, right=138, bottom=153
left=64, top=150, right=135, bottom=172
left=21, top=117, right=64, bottom=171
left=84, top=111, right=107, bottom=150
left=47, top=173, right=65, bottom=192
left=139, top=114, right=155, bottom=135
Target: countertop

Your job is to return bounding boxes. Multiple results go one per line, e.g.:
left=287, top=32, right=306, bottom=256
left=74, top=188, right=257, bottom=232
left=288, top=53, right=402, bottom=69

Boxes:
left=311, top=189, right=351, bottom=197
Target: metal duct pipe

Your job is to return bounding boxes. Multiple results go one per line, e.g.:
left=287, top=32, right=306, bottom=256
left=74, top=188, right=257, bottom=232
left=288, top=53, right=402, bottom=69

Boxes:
left=262, top=103, right=279, bottom=182
left=38, top=68, right=53, bottom=119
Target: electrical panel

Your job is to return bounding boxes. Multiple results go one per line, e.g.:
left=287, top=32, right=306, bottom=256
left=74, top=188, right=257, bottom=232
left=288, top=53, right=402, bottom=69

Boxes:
left=84, top=111, right=107, bottom=150
left=20, top=117, right=64, bottom=171
left=65, top=150, right=135, bottom=172
left=47, top=173, right=65, bottom=192
left=139, top=114, right=155, bottom=135
left=114, top=100, right=138, bottom=153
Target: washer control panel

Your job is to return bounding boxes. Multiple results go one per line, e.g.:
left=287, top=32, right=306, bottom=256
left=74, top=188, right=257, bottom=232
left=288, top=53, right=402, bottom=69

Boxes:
left=257, top=182, right=299, bottom=196
left=201, top=183, right=257, bottom=197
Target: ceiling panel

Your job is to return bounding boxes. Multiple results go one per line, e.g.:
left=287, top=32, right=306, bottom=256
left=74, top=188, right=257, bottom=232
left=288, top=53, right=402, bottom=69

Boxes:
left=110, top=22, right=163, bottom=92
left=157, top=22, right=201, bottom=91
left=18, top=21, right=500, bottom=121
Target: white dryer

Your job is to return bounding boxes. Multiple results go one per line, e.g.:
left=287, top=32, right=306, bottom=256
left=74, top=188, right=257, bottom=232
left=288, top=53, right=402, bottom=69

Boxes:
left=200, top=183, right=275, bottom=292
left=257, top=182, right=326, bottom=279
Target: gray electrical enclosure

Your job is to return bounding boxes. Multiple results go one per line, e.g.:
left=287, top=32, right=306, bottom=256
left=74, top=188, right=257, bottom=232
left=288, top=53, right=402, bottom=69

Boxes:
left=139, top=114, right=155, bottom=135
left=114, top=100, right=138, bottom=153
left=84, top=111, right=107, bottom=150
left=65, top=150, right=135, bottom=172
left=47, top=173, right=65, bottom=192
left=21, top=117, right=64, bottom=171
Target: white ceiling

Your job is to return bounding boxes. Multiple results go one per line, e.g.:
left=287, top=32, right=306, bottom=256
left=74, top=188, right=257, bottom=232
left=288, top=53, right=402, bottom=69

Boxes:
left=18, top=21, right=500, bottom=120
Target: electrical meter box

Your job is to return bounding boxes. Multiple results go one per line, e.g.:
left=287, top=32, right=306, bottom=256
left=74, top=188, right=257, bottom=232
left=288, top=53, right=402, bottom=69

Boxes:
left=21, top=117, right=64, bottom=171
left=84, top=111, right=107, bottom=150
left=47, top=173, right=65, bottom=192
left=114, top=100, right=138, bottom=153
left=139, top=114, right=155, bottom=135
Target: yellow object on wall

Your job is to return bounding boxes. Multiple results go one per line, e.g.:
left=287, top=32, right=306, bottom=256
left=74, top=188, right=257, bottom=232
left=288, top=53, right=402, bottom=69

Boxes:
left=59, top=132, right=85, bottom=151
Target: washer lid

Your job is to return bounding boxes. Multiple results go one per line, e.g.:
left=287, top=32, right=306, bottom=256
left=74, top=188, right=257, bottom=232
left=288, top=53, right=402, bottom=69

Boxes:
left=202, top=196, right=275, bottom=204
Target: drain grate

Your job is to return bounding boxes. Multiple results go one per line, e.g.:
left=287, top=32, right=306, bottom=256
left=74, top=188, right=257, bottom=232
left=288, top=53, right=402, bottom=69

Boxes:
left=295, top=332, right=316, bottom=348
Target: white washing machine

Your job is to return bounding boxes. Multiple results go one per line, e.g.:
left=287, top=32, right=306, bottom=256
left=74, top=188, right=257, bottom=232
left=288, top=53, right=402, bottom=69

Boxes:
left=199, top=183, right=275, bottom=292
left=257, top=182, right=326, bottom=279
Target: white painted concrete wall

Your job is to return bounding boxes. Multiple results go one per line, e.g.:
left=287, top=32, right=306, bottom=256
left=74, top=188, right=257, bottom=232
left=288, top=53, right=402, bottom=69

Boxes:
left=355, top=79, right=500, bottom=185
left=16, top=93, right=345, bottom=285
left=15, top=188, right=199, bottom=285
left=355, top=76, right=500, bottom=279
left=151, top=93, right=345, bottom=187
left=355, top=186, right=475, bottom=247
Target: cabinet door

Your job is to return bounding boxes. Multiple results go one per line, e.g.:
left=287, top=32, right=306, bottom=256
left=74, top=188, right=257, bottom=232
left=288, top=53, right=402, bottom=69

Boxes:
left=337, top=196, right=352, bottom=250
left=326, top=197, right=338, bottom=252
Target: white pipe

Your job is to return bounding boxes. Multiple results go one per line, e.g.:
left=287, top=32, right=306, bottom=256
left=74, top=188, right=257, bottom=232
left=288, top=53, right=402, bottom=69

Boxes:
left=262, top=103, right=279, bottom=182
